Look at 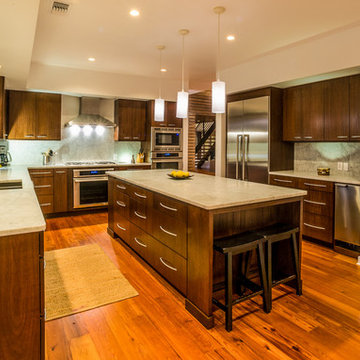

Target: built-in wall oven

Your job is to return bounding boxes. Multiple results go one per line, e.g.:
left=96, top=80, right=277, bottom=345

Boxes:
left=73, top=168, right=114, bottom=208
left=151, top=152, right=183, bottom=170
left=151, top=127, right=182, bottom=151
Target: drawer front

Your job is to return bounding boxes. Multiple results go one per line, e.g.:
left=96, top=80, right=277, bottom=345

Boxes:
left=269, top=175, right=298, bottom=188
left=37, top=194, right=54, bottom=214
left=153, top=193, right=187, bottom=222
left=114, top=214, right=130, bottom=244
left=29, top=169, right=54, bottom=178
left=303, top=212, right=332, bottom=243
left=129, top=223, right=155, bottom=263
left=128, top=184, right=153, bottom=206
left=152, top=210, right=187, bottom=258
left=304, top=191, right=333, bottom=216
left=32, top=177, right=54, bottom=196
left=298, top=178, right=333, bottom=193
left=114, top=191, right=130, bottom=219
left=114, top=179, right=130, bottom=194
left=152, top=237, right=187, bottom=295
left=130, top=199, right=150, bottom=232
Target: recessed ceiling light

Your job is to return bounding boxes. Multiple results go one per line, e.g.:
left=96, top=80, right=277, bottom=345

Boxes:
left=88, top=57, right=96, bottom=62
left=130, top=9, right=140, bottom=16
left=160, top=68, right=167, bottom=72
left=227, top=35, right=235, bottom=41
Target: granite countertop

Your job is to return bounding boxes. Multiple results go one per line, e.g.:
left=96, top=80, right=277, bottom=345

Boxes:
left=26, top=162, right=152, bottom=169
left=270, top=170, right=360, bottom=186
left=108, top=169, right=307, bottom=210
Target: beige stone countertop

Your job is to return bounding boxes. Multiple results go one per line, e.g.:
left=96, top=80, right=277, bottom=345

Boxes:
left=0, top=166, right=46, bottom=237
left=26, top=162, right=152, bottom=169
left=108, top=169, right=307, bottom=211
left=270, top=170, right=360, bottom=186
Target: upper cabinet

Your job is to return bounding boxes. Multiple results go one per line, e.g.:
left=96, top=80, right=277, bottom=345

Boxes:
left=115, top=99, right=147, bottom=141
left=148, top=100, right=182, bottom=128
left=0, top=77, right=5, bottom=139
left=8, top=90, right=61, bottom=140
left=349, top=75, right=360, bottom=141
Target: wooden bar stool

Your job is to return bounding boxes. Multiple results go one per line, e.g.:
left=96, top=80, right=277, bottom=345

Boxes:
left=255, top=223, right=302, bottom=311
left=213, top=231, right=270, bottom=332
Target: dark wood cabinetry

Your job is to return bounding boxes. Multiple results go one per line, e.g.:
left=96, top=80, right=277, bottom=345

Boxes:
left=115, top=99, right=147, bottom=141
left=8, top=90, right=61, bottom=140
left=54, top=169, right=68, bottom=213
left=0, top=231, right=44, bottom=360
left=148, top=100, right=182, bottom=128
left=0, top=77, right=5, bottom=139
left=349, top=75, right=360, bottom=141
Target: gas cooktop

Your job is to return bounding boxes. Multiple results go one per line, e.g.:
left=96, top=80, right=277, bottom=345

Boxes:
left=65, top=161, right=117, bottom=166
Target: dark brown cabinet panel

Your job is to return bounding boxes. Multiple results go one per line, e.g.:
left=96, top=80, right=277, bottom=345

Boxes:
left=54, top=169, right=68, bottom=213
left=36, top=93, right=61, bottom=140
left=149, top=100, right=182, bottom=128
left=115, top=99, right=147, bottom=141
left=283, top=86, right=302, bottom=141
left=0, top=76, right=5, bottom=139
left=324, top=77, right=349, bottom=141
left=349, top=75, right=360, bottom=141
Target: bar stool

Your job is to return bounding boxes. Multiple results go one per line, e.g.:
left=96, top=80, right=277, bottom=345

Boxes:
left=255, top=223, right=302, bottom=311
left=213, top=231, right=270, bottom=332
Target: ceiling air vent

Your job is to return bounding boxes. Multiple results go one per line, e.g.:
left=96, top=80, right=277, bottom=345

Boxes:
left=51, top=1, right=70, bottom=14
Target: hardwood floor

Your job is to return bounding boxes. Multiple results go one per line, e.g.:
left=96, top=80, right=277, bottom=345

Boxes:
left=44, top=212, right=360, bottom=360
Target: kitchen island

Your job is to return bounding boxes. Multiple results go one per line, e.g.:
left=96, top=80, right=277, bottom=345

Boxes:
left=107, top=169, right=307, bottom=328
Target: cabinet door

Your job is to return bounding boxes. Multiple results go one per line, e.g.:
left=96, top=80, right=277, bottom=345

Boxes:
left=349, top=75, right=360, bottom=141
left=149, top=100, right=167, bottom=127
left=53, top=169, right=68, bottom=213
left=8, top=91, right=36, bottom=140
left=301, top=82, right=324, bottom=141
left=283, top=87, right=302, bottom=141
left=324, top=77, right=349, bottom=141
left=165, top=101, right=182, bottom=127
left=36, top=93, right=61, bottom=140
left=131, top=100, right=147, bottom=141
left=0, top=77, right=4, bottom=139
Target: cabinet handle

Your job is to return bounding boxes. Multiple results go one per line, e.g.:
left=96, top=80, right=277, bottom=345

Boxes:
left=159, top=202, right=178, bottom=212
left=44, top=259, right=46, bottom=269
left=40, top=203, right=52, bottom=207
left=123, top=137, right=131, bottom=139
left=116, top=200, right=126, bottom=207
left=160, top=225, right=177, bottom=237
left=304, top=222, right=326, bottom=231
left=159, top=257, right=178, bottom=272
left=351, top=135, right=360, bottom=138
left=134, top=211, right=146, bottom=219
left=134, top=191, right=147, bottom=199
left=304, top=182, right=326, bottom=188
left=31, top=171, right=52, bottom=175
left=273, top=178, right=292, bottom=183
left=116, top=223, right=126, bottom=231
left=56, top=171, right=66, bottom=174
left=116, top=184, right=126, bottom=190
left=37, top=135, right=48, bottom=138
left=34, top=185, right=51, bottom=188
left=133, top=136, right=139, bottom=140
left=304, top=199, right=327, bottom=206
left=337, top=136, right=348, bottom=139
left=294, top=136, right=302, bottom=139
left=303, top=136, right=313, bottom=139
left=168, top=124, right=175, bottom=126
left=25, top=134, right=34, bottom=138
left=134, top=237, right=147, bottom=248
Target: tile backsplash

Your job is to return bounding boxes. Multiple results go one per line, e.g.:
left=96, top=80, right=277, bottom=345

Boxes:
left=295, top=142, right=360, bottom=178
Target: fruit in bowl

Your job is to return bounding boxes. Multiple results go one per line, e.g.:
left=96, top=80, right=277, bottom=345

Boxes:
left=168, top=170, right=192, bottom=179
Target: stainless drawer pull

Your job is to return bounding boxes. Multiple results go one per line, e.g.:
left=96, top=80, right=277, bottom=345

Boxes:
left=159, top=202, right=178, bottom=212
left=37, top=135, right=48, bottom=138
left=304, top=199, right=327, bottom=206
left=40, top=203, right=51, bottom=207
left=304, top=182, right=327, bottom=188
left=25, top=134, right=34, bottom=138
left=351, top=135, right=360, bottom=138
left=116, top=223, right=126, bottom=231
left=116, top=184, right=126, bottom=190
left=116, top=200, right=126, bottom=207
left=337, top=135, right=348, bottom=139
left=133, top=136, right=140, bottom=140
left=159, top=257, right=178, bottom=272
left=123, top=136, right=131, bottom=139
left=134, top=237, right=147, bottom=248
left=134, top=211, right=146, bottom=219
left=56, top=171, right=66, bottom=174
left=304, top=222, right=326, bottom=230
left=31, top=171, right=52, bottom=175
left=294, top=136, right=302, bottom=139
left=134, top=191, right=147, bottom=199
left=303, top=136, right=313, bottom=139
left=160, top=225, right=177, bottom=237
left=34, top=185, right=51, bottom=188
left=274, top=178, right=292, bottom=183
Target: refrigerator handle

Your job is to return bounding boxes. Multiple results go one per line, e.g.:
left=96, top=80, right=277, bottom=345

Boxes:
left=243, top=134, right=250, bottom=180
left=236, top=134, right=243, bottom=180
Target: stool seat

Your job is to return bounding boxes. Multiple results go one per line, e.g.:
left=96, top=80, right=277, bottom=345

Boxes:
left=256, top=223, right=299, bottom=241
left=214, top=231, right=264, bottom=254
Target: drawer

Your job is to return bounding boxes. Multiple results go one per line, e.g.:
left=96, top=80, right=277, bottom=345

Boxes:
left=129, top=223, right=155, bottom=264
left=114, top=179, right=130, bottom=194
left=153, top=193, right=187, bottom=222
left=32, top=177, right=54, bottom=196
left=304, top=191, right=333, bottom=216
left=152, top=210, right=187, bottom=258
left=298, top=178, right=333, bottom=193
left=303, top=212, right=332, bottom=243
left=114, top=214, right=130, bottom=244
left=37, top=195, right=54, bottom=214
left=269, top=175, right=298, bottom=188
left=128, top=184, right=153, bottom=206
left=29, top=169, right=54, bottom=178
left=114, top=190, right=130, bottom=219
left=130, top=199, right=150, bottom=232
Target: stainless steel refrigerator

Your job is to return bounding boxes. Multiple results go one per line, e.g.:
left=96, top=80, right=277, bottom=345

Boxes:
left=226, top=96, right=269, bottom=184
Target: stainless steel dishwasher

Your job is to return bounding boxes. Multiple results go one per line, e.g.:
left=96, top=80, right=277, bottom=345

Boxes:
left=334, top=183, right=360, bottom=246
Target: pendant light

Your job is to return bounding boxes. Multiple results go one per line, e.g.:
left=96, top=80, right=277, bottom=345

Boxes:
left=212, top=6, right=226, bottom=114
left=154, top=45, right=165, bottom=122
left=176, top=29, right=189, bottom=119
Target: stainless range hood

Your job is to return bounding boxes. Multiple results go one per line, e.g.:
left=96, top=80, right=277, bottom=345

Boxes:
left=65, top=97, right=116, bottom=128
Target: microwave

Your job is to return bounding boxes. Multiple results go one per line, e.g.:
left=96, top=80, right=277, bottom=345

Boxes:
left=151, top=127, right=182, bottom=151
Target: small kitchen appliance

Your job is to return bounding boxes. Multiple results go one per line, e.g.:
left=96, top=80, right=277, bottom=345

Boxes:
left=0, top=141, right=12, bottom=167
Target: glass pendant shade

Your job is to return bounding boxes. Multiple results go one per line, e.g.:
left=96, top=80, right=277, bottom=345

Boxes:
left=154, top=98, right=165, bottom=122
left=212, top=80, right=226, bottom=114
left=176, top=91, right=189, bottom=118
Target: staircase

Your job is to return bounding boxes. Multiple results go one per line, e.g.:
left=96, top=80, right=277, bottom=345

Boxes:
left=195, top=121, right=215, bottom=169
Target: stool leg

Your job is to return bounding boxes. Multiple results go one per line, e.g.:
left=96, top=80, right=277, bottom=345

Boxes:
left=225, top=252, right=233, bottom=332
left=267, top=240, right=273, bottom=311
left=257, top=242, right=270, bottom=313
left=291, top=233, right=302, bottom=296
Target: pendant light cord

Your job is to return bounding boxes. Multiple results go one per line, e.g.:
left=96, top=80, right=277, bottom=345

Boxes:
left=159, top=49, right=162, bottom=98
left=216, top=12, right=221, bottom=81
left=181, top=34, right=185, bottom=92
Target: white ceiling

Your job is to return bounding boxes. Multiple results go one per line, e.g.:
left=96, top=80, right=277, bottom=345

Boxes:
left=2, top=0, right=360, bottom=90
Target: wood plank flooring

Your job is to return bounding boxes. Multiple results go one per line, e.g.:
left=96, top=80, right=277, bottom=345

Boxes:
left=44, top=212, right=360, bottom=360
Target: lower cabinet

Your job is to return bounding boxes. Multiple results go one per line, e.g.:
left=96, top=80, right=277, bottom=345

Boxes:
left=269, top=175, right=334, bottom=244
